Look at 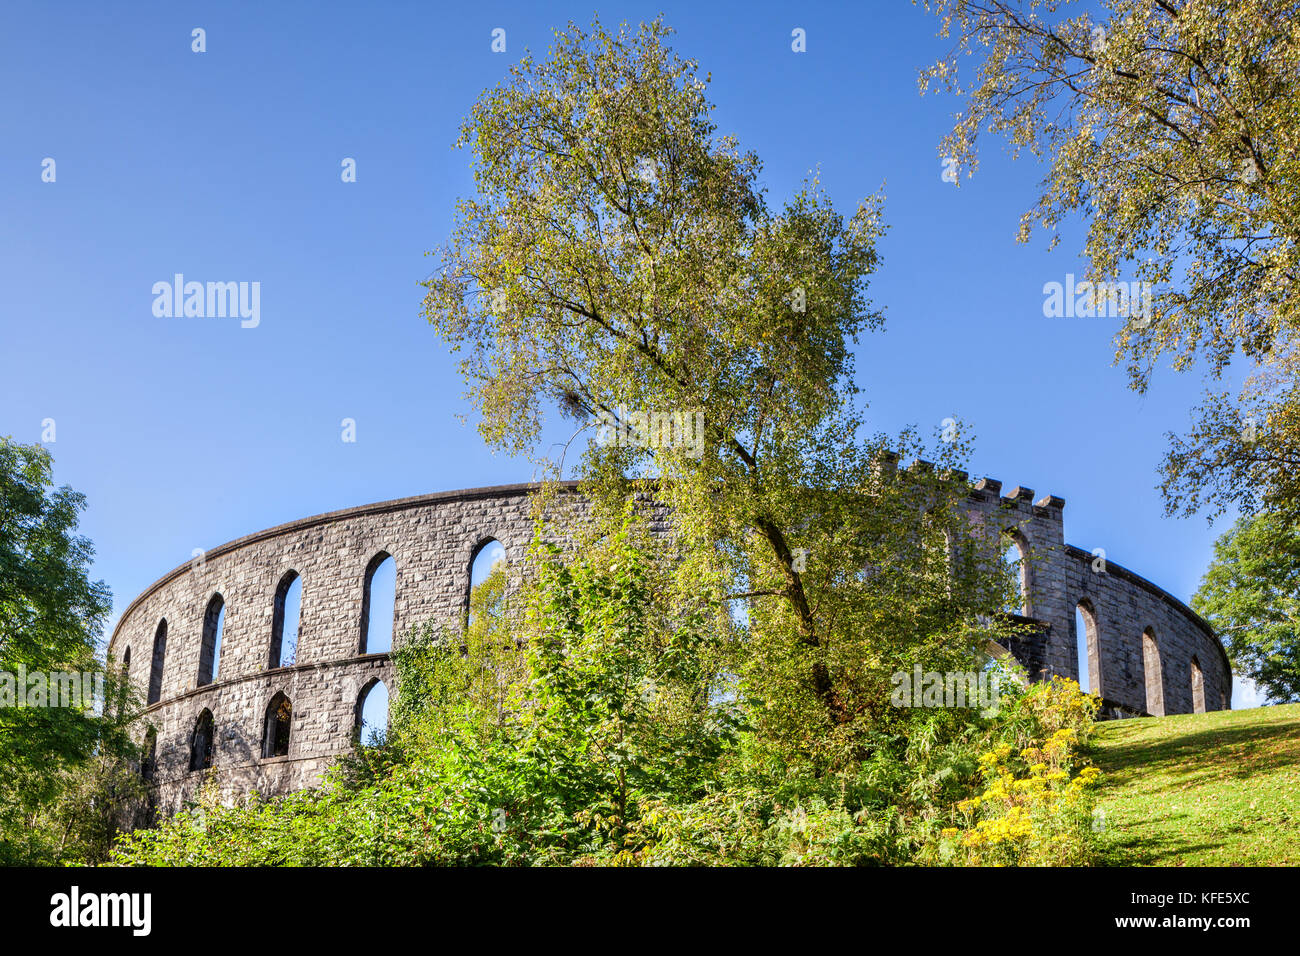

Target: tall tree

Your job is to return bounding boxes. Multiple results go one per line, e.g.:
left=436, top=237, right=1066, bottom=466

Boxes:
left=919, top=0, right=1300, bottom=519
left=423, top=17, right=1019, bottom=773
left=0, top=436, right=140, bottom=864
left=1193, top=511, right=1300, bottom=702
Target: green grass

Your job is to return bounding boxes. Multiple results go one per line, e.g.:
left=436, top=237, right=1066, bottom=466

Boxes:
left=1090, top=702, right=1300, bottom=866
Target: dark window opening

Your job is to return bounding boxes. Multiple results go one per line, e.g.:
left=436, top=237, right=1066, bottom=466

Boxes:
left=141, top=729, right=157, bottom=782
left=147, top=620, right=167, bottom=705
left=262, top=692, right=292, bottom=758
left=189, top=709, right=215, bottom=772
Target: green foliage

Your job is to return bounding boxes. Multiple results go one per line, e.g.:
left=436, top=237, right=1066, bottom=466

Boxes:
left=936, top=678, right=1102, bottom=867
left=109, top=522, right=1087, bottom=867
left=421, top=15, right=884, bottom=462
left=920, top=0, right=1300, bottom=521
left=390, top=563, right=525, bottom=747
left=517, top=523, right=741, bottom=840
left=1193, top=511, right=1300, bottom=703
left=111, top=16, right=1079, bottom=868
left=421, top=13, right=1021, bottom=780
left=623, top=671, right=1102, bottom=867
left=0, top=436, right=142, bottom=864
left=1092, top=702, right=1300, bottom=865
left=112, top=516, right=741, bottom=866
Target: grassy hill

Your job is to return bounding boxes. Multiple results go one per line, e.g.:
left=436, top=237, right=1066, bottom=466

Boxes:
left=1091, top=702, right=1300, bottom=866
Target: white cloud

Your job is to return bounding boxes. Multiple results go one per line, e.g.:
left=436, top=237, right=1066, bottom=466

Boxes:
left=1231, top=673, right=1267, bottom=709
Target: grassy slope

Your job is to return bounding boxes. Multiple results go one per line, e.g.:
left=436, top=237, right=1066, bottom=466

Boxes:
left=1090, top=702, right=1300, bottom=866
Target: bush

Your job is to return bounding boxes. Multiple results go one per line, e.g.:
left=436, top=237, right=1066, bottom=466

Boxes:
left=932, top=677, right=1102, bottom=866
left=109, top=529, right=1105, bottom=868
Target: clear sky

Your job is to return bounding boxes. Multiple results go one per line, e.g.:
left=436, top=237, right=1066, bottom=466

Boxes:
left=0, top=0, right=1262, bottom=707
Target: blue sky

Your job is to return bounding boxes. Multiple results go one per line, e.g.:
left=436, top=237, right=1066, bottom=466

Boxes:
left=0, top=0, right=1263, bottom=707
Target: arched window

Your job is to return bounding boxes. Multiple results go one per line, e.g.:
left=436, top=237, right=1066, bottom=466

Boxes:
left=359, top=553, right=395, bottom=654
left=1075, top=600, right=1100, bottom=695
left=147, top=619, right=167, bottom=705
left=356, top=679, right=389, bottom=747
left=930, top=521, right=956, bottom=591
left=1190, top=656, right=1206, bottom=714
left=108, top=645, right=133, bottom=719
left=467, top=538, right=506, bottom=625
left=198, top=594, right=225, bottom=686
left=262, top=692, right=292, bottom=758
left=1141, top=629, right=1164, bottom=716
left=982, top=640, right=1030, bottom=689
left=1001, top=531, right=1029, bottom=615
left=189, top=709, right=215, bottom=771
left=270, top=571, right=302, bottom=669
left=141, top=728, right=157, bottom=782
left=984, top=640, right=1011, bottom=664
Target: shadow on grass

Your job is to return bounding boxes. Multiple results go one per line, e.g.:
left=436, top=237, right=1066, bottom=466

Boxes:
left=1098, top=834, right=1229, bottom=867
left=1098, top=812, right=1282, bottom=866
left=1091, top=710, right=1300, bottom=865
left=1091, top=716, right=1300, bottom=788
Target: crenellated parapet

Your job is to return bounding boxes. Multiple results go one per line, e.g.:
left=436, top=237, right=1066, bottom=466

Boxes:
left=962, top=475, right=1228, bottom=717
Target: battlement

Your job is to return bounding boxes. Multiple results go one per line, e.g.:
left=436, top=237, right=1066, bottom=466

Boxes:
left=872, top=454, right=1063, bottom=520
left=969, top=477, right=1065, bottom=525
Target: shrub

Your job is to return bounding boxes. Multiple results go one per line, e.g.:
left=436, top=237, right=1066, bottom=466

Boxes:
left=934, top=677, right=1102, bottom=866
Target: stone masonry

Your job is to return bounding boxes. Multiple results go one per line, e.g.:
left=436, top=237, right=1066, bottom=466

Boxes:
left=107, top=480, right=1231, bottom=816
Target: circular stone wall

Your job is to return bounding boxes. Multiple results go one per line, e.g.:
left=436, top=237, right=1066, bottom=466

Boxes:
left=108, top=480, right=1230, bottom=814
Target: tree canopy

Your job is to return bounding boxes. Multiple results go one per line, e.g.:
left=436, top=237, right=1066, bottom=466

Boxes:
left=920, top=0, right=1300, bottom=520
left=1193, top=511, right=1300, bottom=702
left=422, top=15, right=1022, bottom=772
left=112, top=17, right=1104, bottom=868
left=0, top=436, right=141, bottom=864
